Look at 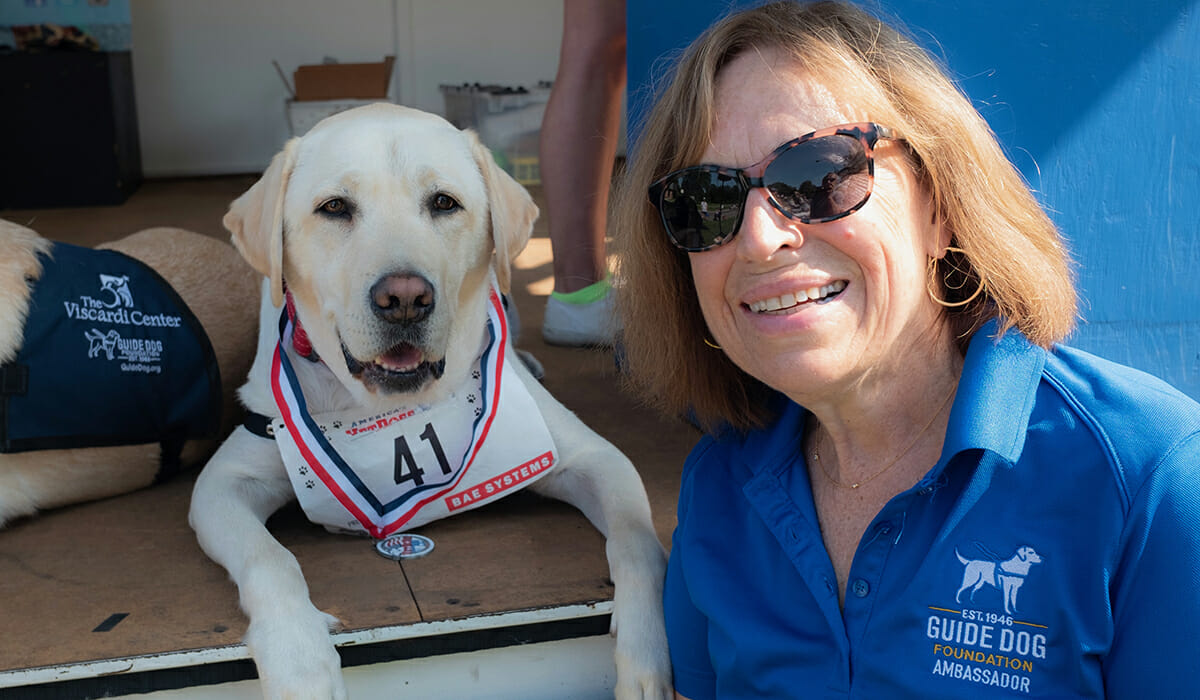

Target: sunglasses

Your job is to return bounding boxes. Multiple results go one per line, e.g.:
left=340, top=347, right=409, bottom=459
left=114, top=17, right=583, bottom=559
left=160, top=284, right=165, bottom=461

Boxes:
left=648, top=122, right=898, bottom=252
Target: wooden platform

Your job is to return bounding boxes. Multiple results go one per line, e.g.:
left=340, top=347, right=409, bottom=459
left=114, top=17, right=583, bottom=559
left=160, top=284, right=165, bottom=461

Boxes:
left=0, top=178, right=695, bottom=697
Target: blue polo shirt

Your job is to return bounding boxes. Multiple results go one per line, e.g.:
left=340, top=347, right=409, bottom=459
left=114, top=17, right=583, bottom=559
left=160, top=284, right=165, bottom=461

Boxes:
left=666, top=322, right=1200, bottom=699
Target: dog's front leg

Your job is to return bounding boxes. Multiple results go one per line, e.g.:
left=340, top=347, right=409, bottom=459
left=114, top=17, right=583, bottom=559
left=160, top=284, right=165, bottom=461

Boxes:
left=532, top=439, right=672, bottom=700
left=189, top=429, right=346, bottom=700
left=525, top=388, right=672, bottom=699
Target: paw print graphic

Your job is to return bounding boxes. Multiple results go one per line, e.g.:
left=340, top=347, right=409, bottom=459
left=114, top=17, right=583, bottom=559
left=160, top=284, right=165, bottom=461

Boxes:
left=332, top=421, right=343, bottom=430
left=305, top=480, right=315, bottom=489
left=474, top=406, right=483, bottom=418
left=472, top=369, right=481, bottom=380
left=298, top=465, right=309, bottom=476
left=467, top=393, right=477, bottom=404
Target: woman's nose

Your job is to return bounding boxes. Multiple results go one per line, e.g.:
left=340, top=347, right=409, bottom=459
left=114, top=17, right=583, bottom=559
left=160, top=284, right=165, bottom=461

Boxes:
left=736, top=188, right=803, bottom=260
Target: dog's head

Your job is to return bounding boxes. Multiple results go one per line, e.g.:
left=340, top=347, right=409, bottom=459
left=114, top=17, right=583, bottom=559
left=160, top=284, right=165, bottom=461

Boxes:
left=224, top=104, right=537, bottom=407
left=1016, top=546, right=1042, bottom=564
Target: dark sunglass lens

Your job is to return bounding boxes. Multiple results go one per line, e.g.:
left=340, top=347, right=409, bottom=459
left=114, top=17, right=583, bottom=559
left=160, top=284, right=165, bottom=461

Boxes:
left=765, top=134, right=871, bottom=221
left=661, top=169, right=743, bottom=250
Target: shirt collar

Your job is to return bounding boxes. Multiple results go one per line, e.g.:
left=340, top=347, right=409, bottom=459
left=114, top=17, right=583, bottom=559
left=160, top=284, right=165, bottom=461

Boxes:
left=942, top=319, right=1046, bottom=464
left=732, top=392, right=804, bottom=478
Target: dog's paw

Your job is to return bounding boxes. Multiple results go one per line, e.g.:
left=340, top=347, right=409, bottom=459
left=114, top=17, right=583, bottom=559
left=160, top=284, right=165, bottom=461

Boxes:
left=246, top=607, right=346, bottom=700
left=612, top=636, right=673, bottom=700
left=611, top=598, right=673, bottom=700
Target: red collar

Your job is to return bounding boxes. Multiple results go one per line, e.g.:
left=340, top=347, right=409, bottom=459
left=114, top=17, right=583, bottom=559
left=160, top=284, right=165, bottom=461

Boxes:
left=284, top=287, right=318, bottom=362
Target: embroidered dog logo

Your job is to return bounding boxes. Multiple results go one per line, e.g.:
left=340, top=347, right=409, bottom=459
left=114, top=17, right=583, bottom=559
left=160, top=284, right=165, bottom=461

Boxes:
left=955, top=544, right=1043, bottom=615
left=98, top=274, right=134, bottom=308
left=84, top=328, right=121, bottom=360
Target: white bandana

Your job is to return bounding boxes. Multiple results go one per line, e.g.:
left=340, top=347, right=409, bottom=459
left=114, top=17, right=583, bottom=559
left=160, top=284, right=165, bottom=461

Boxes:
left=269, top=286, right=558, bottom=538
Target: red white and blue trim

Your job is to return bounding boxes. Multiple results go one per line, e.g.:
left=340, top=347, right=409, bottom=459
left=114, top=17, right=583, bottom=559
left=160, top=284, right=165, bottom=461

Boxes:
left=269, top=289, right=508, bottom=539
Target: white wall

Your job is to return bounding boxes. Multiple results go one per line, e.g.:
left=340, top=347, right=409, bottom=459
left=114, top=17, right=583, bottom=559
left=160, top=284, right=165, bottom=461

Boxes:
left=129, top=0, right=562, bottom=177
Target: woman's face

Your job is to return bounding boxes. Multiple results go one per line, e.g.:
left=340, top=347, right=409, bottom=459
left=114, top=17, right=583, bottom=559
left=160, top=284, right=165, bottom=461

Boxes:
left=688, top=47, right=950, bottom=402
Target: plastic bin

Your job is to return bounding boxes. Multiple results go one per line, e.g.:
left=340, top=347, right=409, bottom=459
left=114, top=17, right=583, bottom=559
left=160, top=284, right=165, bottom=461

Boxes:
left=439, top=82, right=551, bottom=185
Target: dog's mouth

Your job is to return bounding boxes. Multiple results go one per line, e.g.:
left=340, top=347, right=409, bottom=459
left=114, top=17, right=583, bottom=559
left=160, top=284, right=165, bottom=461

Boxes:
left=342, top=340, right=446, bottom=394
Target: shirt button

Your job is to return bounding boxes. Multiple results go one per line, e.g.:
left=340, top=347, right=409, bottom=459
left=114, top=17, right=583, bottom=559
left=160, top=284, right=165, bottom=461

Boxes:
left=876, top=523, right=892, bottom=536
left=823, top=576, right=835, bottom=595
left=852, top=579, right=870, bottom=598
left=788, top=527, right=799, bottom=541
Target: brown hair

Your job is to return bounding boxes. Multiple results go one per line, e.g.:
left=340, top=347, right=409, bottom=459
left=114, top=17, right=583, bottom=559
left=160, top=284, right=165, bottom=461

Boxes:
left=611, top=0, right=1076, bottom=432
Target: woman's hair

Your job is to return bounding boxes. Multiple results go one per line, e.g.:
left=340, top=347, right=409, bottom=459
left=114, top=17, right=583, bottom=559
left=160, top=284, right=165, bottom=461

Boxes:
left=611, top=0, right=1076, bottom=432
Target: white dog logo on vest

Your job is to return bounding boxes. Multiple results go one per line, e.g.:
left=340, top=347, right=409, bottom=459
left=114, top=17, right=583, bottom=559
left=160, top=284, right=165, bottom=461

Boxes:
left=955, top=543, right=1043, bottom=615
left=84, top=329, right=120, bottom=359
left=98, top=274, right=135, bottom=308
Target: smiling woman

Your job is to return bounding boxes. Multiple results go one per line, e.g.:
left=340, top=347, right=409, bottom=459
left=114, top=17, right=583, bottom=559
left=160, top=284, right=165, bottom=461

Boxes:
left=611, top=1, right=1200, bottom=698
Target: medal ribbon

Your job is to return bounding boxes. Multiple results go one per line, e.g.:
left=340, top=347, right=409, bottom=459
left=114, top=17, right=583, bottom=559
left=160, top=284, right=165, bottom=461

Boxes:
left=269, top=288, right=508, bottom=538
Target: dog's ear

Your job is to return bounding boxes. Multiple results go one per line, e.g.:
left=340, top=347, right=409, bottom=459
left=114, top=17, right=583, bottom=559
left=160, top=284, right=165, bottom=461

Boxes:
left=468, top=131, right=538, bottom=295
left=224, top=139, right=298, bottom=308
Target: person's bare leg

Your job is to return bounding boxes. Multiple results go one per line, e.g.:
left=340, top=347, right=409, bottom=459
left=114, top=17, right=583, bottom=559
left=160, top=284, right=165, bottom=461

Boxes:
left=541, top=0, right=626, bottom=296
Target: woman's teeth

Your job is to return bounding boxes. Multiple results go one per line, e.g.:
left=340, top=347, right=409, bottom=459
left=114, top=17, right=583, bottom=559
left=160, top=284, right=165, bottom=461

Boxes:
left=749, top=280, right=847, bottom=313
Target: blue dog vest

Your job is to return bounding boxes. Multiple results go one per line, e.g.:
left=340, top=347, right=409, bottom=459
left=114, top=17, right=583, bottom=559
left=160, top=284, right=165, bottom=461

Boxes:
left=0, top=243, right=220, bottom=479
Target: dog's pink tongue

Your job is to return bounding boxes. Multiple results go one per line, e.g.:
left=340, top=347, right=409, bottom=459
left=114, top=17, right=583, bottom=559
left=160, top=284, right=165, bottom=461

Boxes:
left=377, top=343, right=423, bottom=372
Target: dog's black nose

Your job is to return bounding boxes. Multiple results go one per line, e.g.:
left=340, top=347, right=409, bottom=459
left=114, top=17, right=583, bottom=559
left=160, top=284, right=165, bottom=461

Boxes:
left=370, top=273, right=434, bottom=325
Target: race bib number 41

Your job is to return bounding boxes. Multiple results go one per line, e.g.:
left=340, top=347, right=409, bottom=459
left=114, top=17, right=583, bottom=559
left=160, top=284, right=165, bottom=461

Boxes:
left=271, top=289, right=558, bottom=538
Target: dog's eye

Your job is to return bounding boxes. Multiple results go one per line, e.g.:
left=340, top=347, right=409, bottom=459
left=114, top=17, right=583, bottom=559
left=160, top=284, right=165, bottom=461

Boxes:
left=318, top=198, right=351, bottom=218
left=431, top=193, right=460, bottom=213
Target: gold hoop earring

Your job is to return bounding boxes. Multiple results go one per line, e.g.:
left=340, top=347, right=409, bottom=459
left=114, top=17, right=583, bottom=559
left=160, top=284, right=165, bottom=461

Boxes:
left=703, top=337, right=722, bottom=350
left=926, top=246, right=985, bottom=308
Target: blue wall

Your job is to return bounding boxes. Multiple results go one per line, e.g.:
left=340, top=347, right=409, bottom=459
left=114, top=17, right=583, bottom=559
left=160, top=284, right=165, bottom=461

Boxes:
left=628, top=0, right=1200, bottom=400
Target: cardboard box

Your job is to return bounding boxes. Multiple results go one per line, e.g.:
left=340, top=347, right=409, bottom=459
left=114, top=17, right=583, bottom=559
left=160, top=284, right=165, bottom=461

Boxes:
left=293, top=56, right=394, bottom=101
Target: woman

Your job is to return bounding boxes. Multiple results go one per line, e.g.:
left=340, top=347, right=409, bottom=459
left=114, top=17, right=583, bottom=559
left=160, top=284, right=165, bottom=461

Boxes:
left=612, top=1, right=1200, bottom=697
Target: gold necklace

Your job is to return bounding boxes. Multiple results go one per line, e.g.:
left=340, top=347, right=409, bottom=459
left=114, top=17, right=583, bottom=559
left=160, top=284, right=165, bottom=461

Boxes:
left=810, top=385, right=957, bottom=490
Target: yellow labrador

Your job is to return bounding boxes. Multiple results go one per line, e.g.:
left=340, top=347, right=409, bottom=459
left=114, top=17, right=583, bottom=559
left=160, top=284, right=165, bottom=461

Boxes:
left=188, top=104, right=670, bottom=699
left=0, top=221, right=258, bottom=526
